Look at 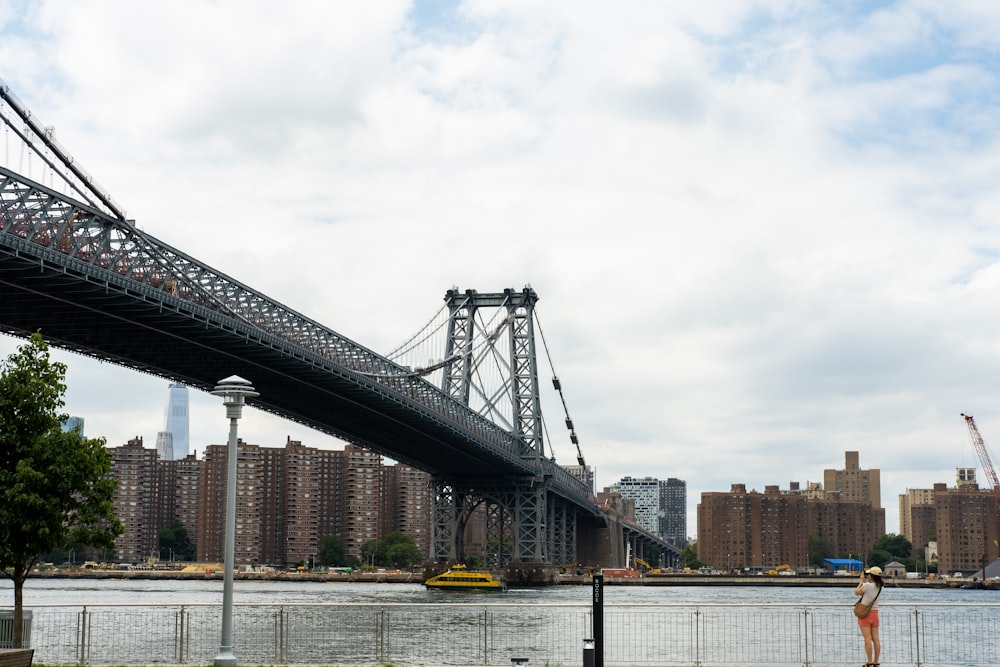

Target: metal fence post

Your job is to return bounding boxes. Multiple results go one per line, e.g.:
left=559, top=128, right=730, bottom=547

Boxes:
left=175, top=605, right=187, bottom=664
left=76, top=606, right=88, bottom=665
left=801, top=608, right=810, bottom=667
left=274, top=607, right=286, bottom=664
left=375, top=607, right=386, bottom=663
left=914, top=608, right=921, bottom=667
left=480, top=607, right=489, bottom=665
left=693, top=607, right=701, bottom=667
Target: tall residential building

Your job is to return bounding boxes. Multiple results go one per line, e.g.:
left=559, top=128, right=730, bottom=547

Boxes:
left=897, top=469, right=1000, bottom=573
left=197, top=440, right=265, bottom=564
left=336, top=445, right=384, bottom=558
left=934, top=471, right=1000, bottom=574
left=384, top=464, right=433, bottom=556
left=111, top=437, right=164, bottom=563
left=899, top=487, right=937, bottom=551
left=697, top=482, right=884, bottom=570
left=824, top=450, right=881, bottom=507
left=163, top=383, right=190, bottom=460
left=172, top=453, right=201, bottom=551
left=659, top=478, right=687, bottom=545
left=610, top=476, right=660, bottom=535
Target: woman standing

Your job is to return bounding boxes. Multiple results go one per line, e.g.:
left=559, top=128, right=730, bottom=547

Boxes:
left=855, top=565, right=884, bottom=667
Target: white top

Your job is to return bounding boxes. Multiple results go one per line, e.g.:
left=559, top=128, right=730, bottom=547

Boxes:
left=859, top=581, right=882, bottom=608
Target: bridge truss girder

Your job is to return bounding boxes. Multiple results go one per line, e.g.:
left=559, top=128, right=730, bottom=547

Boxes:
left=432, top=475, right=577, bottom=567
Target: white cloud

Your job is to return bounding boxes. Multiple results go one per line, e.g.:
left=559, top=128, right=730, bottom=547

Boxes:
left=5, top=0, right=1000, bottom=540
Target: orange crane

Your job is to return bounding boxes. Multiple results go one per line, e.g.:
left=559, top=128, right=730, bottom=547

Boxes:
left=960, top=414, right=1000, bottom=510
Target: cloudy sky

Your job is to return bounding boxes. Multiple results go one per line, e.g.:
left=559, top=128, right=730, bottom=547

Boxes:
left=4, top=0, right=1000, bottom=537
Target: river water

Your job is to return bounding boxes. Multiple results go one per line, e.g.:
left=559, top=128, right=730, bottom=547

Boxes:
left=4, top=575, right=998, bottom=606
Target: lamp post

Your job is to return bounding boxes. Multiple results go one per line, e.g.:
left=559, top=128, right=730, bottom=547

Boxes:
left=211, top=375, right=258, bottom=667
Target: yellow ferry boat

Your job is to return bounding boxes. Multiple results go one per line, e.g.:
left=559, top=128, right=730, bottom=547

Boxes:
left=423, top=564, right=505, bottom=590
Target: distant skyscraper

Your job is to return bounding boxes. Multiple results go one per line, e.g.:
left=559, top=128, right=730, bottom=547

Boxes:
left=163, top=383, right=190, bottom=460
left=610, top=476, right=660, bottom=535
left=659, top=477, right=687, bottom=546
left=62, top=416, right=85, bottom=437
left=155, top=431, right=174, bottom=461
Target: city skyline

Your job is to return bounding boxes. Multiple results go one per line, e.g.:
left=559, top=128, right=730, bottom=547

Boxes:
left=94, top=405, right=995, bottom=545
left=4, top=3, right=1000, bottom=541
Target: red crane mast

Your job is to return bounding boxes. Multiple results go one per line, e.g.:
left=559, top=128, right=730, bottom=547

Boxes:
left=961, top=413, right=1000, bottom=510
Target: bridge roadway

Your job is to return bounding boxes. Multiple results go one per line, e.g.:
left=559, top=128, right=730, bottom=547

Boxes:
left=0, top=168, right=595, bottom=500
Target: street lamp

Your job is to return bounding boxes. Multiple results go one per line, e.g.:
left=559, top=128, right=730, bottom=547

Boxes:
left=211, top=375, right=258, bottom=667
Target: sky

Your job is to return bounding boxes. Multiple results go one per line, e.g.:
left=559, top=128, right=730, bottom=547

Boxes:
left=4, top=0, right=1000, bottom=539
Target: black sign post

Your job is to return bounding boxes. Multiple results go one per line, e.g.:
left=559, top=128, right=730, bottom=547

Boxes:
left=592, top=573, right=604, bottom=667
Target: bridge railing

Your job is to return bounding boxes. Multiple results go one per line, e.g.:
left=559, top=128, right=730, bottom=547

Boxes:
left=18, top=602, right=999, bottom=666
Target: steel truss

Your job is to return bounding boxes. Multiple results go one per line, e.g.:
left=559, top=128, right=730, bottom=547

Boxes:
left=432, top=474, right=578, bottom=566
left=434, top=288, right=561, bottom=565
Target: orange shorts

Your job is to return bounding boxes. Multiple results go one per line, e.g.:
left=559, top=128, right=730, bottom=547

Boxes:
left=857, top=608, right=879, bottom=628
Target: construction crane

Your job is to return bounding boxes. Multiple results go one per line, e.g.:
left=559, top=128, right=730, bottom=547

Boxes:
left=960, top=414, right=1000, bottom=510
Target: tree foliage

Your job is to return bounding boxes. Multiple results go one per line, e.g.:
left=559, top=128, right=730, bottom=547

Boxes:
left=159, top=521, right=195, bottom=561
left=0, top=334, right=122, bottom=646
left=680, top=541, right=703, bottom=569
left=320, top=534, right=360, bottom=568
left=872, top=533, right=912, bottom=560
left=808, top=534, right=836, bottom=568
left=361, top=532, right=424, bottom=568
left=866, top=533, right=913, bottom=570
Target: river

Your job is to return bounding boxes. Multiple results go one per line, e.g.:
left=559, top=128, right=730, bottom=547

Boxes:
left=4, top=575, right=999, bottom=606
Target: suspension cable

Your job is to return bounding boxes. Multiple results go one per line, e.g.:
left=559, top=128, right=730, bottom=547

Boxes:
left=386, top=303, right=448, bottom=360
left=535, top=311, right=586, bottom=466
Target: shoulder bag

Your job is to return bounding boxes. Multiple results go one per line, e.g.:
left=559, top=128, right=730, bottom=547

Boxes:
left=853, top=583, right=882, bottom=618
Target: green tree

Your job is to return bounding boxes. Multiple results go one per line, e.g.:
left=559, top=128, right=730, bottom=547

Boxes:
left=319, top=534, right=347, bottom=567
left=159, top=521, right=195, bottom=562
left=680, top=541, right=703, bottom=569
left=383, top=532, right=423, bottom=568
left=0, top=334, right=122, bottom=647
left=359, top=532, right=424, bottom=569
left=871, top=533, right=912, bottom=560
left=360, top=539, right=380, bottom=568
left=868, top=533, right=912, bottom=569
left=808, top=534, right=836, bottom=568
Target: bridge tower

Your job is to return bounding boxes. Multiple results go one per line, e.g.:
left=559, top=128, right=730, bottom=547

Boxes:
left=432, top=287, right=567, bottom=569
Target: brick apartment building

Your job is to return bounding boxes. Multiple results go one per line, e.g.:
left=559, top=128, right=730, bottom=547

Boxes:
left=109, top=437, right=431, bottom=567
left=697, top=483, right=884, bottom=570
left=697, top=452, right=885, bottom=570
left=899, top=468, right=1000, bottom=574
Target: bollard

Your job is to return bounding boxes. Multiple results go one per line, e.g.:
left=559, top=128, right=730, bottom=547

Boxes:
left=592, top=573, right=604, bottom=667
left=582, top=638, right=595, bottom=667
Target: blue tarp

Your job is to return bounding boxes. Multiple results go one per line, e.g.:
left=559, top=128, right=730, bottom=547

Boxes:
left=823, top=558, right=863, bottom=572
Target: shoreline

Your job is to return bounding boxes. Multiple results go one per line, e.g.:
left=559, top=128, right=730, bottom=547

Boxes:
left=26, top=569, right=997, bottom=589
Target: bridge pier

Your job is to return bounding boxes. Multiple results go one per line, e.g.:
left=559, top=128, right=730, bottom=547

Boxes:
left=504, top=562, right=560, bottom=586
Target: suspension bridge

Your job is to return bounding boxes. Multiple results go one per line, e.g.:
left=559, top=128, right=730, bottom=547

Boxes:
left=0, top=80, right=678, bottom=578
